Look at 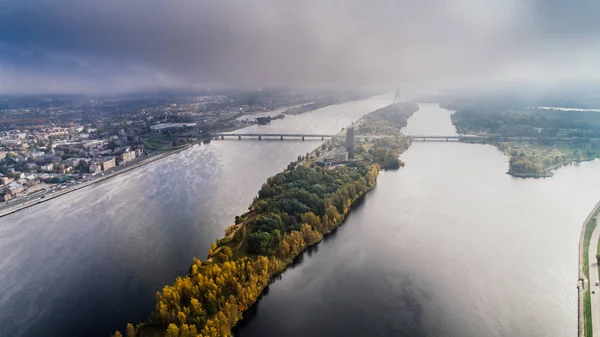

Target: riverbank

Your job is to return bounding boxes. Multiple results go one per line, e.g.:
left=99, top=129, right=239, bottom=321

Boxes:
left=0, top=144, right=192, bottom=218
left=578, top=201, right=600, bottom=337
left=112, top=102, right=418, bottom=337
left=461, top=138, right=599, bottom=178
left=0, top=100, right=341, bottom=218
left=507, top=170, right=554, bottom=178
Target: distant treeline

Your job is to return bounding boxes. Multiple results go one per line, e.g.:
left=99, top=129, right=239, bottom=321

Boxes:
left=446, top=102, right=600, bottom=138
left=443, top=97, right=600, bottom=177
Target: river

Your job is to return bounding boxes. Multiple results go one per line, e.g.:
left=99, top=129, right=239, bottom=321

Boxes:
left=235, top=103, right=600, bottom=337
left=0, top=96, right=392, bottom=337
left=2, top=100, right=599, bottom=337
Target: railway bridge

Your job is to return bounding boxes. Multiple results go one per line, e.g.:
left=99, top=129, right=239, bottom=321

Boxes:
left=211, top=133, right=482, bottom=142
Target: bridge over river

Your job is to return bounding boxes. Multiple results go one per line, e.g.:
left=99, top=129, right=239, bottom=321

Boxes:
left=212, top=133, right=336, bottom=141
left=212, top=133, right=482, bottom=142
left=410, top=135, right=481, bottom=141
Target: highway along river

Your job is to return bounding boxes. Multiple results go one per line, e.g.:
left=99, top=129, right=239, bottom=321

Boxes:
left=2, top=99, right=600, bottom=337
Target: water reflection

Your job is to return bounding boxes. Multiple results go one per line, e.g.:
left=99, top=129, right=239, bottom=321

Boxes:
left=235, top=104, right=600, bottom=337
left=0, top=95, right=394, bottom=337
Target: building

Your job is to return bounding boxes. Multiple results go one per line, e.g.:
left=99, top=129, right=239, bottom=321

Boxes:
left=150, top=122, right=197, bottom=132
left=0, top=175, right=13, bottom=185
left=7, top=182, right=24, bottom=196
left=1, top=189, right=12, bottom=202
left=82, top=139, right=105, bottom=149
left=0, top=139, right=21, bottom=146
left=119, top=150, right=136, bottom=164
left=40, top=163, right=54, bottom=172
left=34, top=154, right=60, bottom=164
left=322, top=147, right=348, bottom=164
left=24, top=163, right=38, bottom=172
left=346, top=126, right=355, bottom=159
left=89, top=162, right=102, bottom=174
left=101, top=157, right=116, bottom=171
left=24, top=175, right=38, bottom=186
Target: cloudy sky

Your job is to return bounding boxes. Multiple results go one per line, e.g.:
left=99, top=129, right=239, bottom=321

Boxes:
left=0, top=0, right=599, bottom=94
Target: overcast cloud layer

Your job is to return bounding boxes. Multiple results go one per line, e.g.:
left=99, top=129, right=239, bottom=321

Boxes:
left=1, top=0, right=600, bottom=94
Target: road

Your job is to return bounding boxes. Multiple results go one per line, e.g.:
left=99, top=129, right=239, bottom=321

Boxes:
left=589, top=216, right=600, bottom=336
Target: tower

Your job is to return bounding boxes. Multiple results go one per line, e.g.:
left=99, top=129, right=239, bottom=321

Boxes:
left=346, top=126, right=355, bottom=159
left=393, top=85, right=401, bottom=104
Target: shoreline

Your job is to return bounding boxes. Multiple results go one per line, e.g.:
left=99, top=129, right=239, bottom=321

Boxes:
left=578, top=201, right=600, bottom=337
left=0, top=97, right=372, bottom=219
left=506, top=158, right=598, bottom=178
left=455, top=134, right=600, bottom=179
left=0, top=144, right=193, bottom=218
left=506, top=171, right=553, bottom=178
left=0, top=98, right=378, bottom=218
left=231, top=185, right=374, bottom=331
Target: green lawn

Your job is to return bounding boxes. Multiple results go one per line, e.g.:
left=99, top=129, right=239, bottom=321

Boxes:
left=586, top=290, right=593, bottom=337
left=144, top=134, right=172, bottom=151
left=584, top=216, right=598, bottom=280
left=583, top=208, right=600, bottom=337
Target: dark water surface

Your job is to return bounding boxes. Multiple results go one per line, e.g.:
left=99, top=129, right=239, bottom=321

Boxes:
left=235, top=104, right=600, bottom=337
left=0, top=96, right=391, bottom=337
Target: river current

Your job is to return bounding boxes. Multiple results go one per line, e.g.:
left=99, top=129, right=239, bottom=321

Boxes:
left=1, top=98, right=599, bottom=336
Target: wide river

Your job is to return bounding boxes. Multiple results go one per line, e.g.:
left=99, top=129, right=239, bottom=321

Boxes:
left=2, top=97, right=600, bottom=337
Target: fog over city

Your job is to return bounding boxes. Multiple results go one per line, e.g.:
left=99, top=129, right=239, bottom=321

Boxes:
left=1, top=0, right=600, bottom=94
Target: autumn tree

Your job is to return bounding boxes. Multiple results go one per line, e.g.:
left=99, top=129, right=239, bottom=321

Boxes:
left=125, top=323, right=135, bottom=337
left=166, top=323, right=179, bottom=337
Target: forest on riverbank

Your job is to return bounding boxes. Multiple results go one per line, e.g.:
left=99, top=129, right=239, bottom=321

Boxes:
left=111, top=102, right=418, bottom=337
left=444, top=100, right=600, bottom=177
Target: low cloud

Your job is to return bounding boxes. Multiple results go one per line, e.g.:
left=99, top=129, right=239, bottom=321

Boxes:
left=1, top=0, right=600, bottom=94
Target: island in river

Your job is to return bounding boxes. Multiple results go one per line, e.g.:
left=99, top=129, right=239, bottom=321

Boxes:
left=111, top=102, right=419, bottom=337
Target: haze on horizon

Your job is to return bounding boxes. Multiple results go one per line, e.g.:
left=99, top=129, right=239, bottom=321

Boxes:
left=1, top=0, right=599, bottom=95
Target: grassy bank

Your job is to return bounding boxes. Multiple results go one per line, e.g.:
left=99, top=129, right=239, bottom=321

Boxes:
left=583, top=207, right=600, bottom=337
left=583, top=212, right=598, bottom=282
left=586, top=289, right=593, bottom=337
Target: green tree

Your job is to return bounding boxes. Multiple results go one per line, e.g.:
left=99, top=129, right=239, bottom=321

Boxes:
left=248, top=232, right=275, bottom=255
